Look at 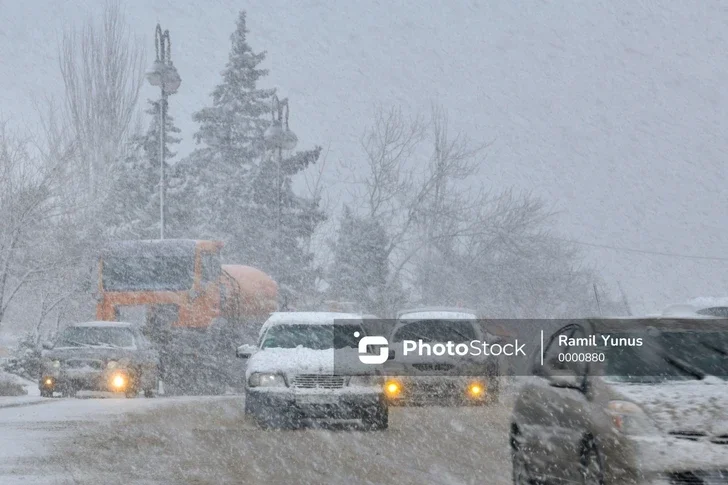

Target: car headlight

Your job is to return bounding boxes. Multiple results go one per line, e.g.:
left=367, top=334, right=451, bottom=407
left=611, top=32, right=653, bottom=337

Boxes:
left=248, top=373, right=286, bottom=388
left=52, top=360, right=61, bottom=368
left=607, top=400, right=659, bottom=435
left=349, top=375, right=383, bottom=387
left=384, top=379, right=402, bottom=397
left=106, top=360, right=118, bottom=370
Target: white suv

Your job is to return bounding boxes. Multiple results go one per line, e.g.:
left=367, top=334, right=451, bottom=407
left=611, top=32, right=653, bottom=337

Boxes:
left=236, top=312, right=388, bottom=430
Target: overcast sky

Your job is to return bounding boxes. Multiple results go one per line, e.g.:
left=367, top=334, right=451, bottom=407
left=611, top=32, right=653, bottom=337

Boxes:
left=2, top=0, right=727, bottom=313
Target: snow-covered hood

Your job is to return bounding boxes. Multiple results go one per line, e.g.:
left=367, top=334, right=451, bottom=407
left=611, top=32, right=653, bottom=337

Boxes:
left=609, top=378, right=728, bottom=435
left=245, top=348, right=360, bottom=379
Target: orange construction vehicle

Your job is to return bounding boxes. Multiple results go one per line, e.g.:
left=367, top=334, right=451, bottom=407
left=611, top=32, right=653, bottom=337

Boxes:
left=95, top=239, right=277, bottom=394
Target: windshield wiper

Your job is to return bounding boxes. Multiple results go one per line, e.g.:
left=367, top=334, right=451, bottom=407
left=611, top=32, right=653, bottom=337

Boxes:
left=699, top=341, right=728, bottom=357
left=64, top=340, right=96, bottom=348
left=91, top=342, right=122, bottom=348
left=661, top=353, right=706, bottom=380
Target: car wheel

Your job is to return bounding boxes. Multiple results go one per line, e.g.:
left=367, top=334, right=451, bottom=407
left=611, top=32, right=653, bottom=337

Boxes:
left=362, top=403, right=389, bottom=430
left=580, top=437, right=605, bottom=485
left=40, top=389, right=53, bottom=398
left=511, top=427, right=539, bottom=485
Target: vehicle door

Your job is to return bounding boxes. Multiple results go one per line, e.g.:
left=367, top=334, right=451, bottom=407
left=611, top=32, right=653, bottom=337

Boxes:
left=512, top=323, right=593, bottom=482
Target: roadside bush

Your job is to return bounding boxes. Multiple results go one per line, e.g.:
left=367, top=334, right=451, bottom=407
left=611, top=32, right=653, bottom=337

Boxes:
left=0, top=372, right=28, bottom=396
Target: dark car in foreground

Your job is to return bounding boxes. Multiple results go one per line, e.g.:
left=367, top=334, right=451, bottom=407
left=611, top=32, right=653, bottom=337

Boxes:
left=40, top=321, right=160, bottom=398
left=510, top=317, right=728, bottom=485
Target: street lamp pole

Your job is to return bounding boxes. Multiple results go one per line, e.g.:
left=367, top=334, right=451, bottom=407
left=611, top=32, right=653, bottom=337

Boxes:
left=264, top=94, right=298, bottom=278
left=146, top=24, right=181, bottom=240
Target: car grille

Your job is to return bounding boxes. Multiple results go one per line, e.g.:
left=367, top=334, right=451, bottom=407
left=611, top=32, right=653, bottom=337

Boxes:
left=669, top=470, right=728, bottom=484
left=64, top=359, right=104, bottom=370
left=411, top=363, right=455, bottom=372
left=291, top=375, right=345, bottom=389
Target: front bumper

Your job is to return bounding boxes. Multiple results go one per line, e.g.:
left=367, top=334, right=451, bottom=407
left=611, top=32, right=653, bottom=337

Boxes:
left=245, top=388, right=384, bottom=420
left=602, top=435, right=728, bottom=484
left=382, top=375, right=498, bottom=405
left=40, top=368, right=136, bottom=394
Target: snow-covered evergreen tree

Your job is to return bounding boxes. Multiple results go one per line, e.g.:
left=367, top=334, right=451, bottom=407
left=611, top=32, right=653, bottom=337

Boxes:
left=329, top=206, right=390, bottom=315
left=169, top=10, right=326, bottom=301
left=169, top=10, right=274, bottom=242
left=105, top=99, right=181, bottom=239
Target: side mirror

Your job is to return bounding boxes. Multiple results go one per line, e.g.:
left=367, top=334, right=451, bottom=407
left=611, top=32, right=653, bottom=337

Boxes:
left=236, top=344, right=258, bottom=359
left=42, top=341, right=54, bottom=350
left=388, top=349, right=396, bottom=361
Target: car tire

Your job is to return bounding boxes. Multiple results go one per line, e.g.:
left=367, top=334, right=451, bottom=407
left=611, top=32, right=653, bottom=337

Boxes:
left=580, top=437, right=605, bottom=485
left=362, top=403, right=389, bottom=430
left=40, top=389, right=53, bottom=398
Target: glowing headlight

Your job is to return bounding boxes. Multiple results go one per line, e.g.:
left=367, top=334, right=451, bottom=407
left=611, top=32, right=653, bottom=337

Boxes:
left=349, top=375, right=382, bottom=387
left=52, top=360, right=61, bottom=368
left=248, top=373, right=286, bottom=387
left=110, top=373, right=127, bottom=390
left=106, top=360, right=118, bottom=370
left=384, top=380, right=401, bottom=396
left=467, top=382, right=486, bottom=397
left=44, top=377, right=54, bottom=387
left=607, top=400, right=659, bottom=435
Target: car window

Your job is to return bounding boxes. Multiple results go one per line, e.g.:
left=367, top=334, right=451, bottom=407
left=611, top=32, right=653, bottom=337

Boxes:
left=55, top=327, right=136, bottom=349
left=200, top=252, right=221, bottom=283
left=541, top=324, right=589, bottom=378
left=261, top=324, right=365, bottom=350
left=392, top=320, right=476, bottom=343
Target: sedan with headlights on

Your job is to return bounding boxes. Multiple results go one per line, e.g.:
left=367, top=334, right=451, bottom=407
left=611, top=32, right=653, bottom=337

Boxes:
left=40, top=321, right=160, bottom=398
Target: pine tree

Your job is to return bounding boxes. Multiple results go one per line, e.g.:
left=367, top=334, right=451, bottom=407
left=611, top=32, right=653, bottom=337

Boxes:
left=243, top=146, right=327, bottom=299
left=169, top=10, right=274, bottom=242
left=169, top=10, right=327, bottom=302
left=106, top=99, right=181, bottom=239
left=329, top=206, right=390, bottom=314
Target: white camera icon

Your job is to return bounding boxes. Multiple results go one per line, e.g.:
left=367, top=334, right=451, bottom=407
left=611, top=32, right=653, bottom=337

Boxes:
left=358, top=335, right=389, bottom=364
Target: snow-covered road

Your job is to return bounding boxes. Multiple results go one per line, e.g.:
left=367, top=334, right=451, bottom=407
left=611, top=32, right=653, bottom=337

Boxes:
left=0, top=392, right=514, bottom=485
left=0, top=395, right=225, bottom=484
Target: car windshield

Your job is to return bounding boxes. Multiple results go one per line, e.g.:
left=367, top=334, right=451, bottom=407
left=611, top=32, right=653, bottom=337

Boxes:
left=392, top=320, right=477, bottom=343
left=55, top=327, right=135, bottom=349
left=604, top=331, right=728, bottom=382
left=261, top=324, right=363, bottom=350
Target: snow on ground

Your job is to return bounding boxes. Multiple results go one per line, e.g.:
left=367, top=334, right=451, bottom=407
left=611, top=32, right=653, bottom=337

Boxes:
left=0, top=396, right=219, bottom=484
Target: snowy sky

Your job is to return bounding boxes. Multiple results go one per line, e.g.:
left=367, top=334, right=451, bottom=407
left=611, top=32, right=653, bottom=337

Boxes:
left=2, top=0, right=727, bottom=313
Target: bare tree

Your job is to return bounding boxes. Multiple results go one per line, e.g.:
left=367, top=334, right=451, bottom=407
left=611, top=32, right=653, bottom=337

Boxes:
left=0, top=123, right=76, bottom=327
left=343, top=104, right=607, bottom=316
left=59, top=0, right=145, bottom=199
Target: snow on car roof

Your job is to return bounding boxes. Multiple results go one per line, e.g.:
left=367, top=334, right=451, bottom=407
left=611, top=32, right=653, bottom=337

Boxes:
left=686, top=296, right=728, bottom=309
left=69, top=321, right=134, bottom=328
left=398, top=311, right=478, bottom=321
left=265, top=312, right=364, bottom=325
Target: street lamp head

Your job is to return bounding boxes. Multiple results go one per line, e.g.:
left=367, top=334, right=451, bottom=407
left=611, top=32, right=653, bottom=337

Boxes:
left=163, top=62, right=181, bottom=94
left=146, top=59, right=166, bottom=87
left=280, top=129, right=298, bottom=151
left=264, top=120, right=285, bottom=148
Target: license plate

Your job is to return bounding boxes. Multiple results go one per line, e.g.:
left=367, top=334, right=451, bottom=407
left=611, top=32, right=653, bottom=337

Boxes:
left=295, top=394, right=339, bottom=405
